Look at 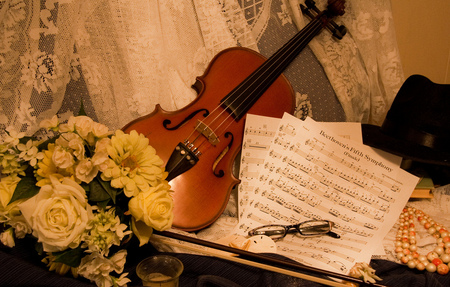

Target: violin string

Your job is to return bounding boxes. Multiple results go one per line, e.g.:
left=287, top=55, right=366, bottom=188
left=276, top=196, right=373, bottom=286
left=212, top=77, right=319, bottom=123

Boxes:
left=203, top=13, right=325, bottom=139
left=218, top=19, right=323, bottom=133
left=225, top=18, right=323, bottom=121
left=187, top=9, right=328, bottom=152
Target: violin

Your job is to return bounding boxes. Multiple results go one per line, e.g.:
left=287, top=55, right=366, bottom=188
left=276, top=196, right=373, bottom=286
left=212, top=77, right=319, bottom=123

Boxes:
left=122, top=0, right=346, bottom=231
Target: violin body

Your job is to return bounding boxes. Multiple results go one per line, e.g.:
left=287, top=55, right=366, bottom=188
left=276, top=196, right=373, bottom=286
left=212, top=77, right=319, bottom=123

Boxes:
left=123, top=47, right=295, bottom=231
left=123, top=0, right=346, bottom=231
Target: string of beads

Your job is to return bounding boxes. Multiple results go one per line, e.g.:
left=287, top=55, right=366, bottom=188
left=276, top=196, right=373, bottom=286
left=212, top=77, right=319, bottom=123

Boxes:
left=395, top=207, right=450, bottom=275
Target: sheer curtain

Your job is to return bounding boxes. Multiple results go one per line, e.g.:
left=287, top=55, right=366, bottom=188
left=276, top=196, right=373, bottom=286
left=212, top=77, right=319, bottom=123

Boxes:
left=0, top=0, right=403, bottom=136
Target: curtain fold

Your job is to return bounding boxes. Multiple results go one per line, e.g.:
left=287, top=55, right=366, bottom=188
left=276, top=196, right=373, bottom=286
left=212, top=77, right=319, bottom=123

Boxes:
left=0, top=0, right=403, bottom=137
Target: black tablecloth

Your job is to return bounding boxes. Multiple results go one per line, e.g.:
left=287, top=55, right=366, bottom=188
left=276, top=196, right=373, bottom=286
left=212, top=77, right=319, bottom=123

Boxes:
left=1, top=239, right=449, bottom=287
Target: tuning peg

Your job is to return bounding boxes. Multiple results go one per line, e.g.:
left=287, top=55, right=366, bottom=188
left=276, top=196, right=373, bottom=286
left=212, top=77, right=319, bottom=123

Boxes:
left=300, top=1, right=347, bottom=40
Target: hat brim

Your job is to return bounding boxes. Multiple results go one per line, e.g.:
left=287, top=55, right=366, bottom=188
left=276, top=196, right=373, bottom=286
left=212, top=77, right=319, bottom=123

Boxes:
left=361, top=124, right=450, bottom=167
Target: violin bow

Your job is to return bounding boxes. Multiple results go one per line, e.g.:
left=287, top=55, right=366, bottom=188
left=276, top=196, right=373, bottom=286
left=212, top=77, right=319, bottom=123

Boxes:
left=153, top=230, right=387, bottom=287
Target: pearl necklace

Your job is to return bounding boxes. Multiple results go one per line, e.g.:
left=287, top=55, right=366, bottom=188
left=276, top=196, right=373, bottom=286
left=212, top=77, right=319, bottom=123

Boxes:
left=395, top=207, right=450, bottom=275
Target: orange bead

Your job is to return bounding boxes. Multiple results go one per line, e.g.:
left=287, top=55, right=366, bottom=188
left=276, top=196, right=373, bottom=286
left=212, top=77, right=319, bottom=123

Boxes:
left=432, top=258, right=443, bottom=266
left=437, top=263, right=449, bottom=275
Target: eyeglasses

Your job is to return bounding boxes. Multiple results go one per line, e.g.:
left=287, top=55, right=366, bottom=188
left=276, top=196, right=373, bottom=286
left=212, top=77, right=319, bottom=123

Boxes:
left=248, top=220, right=340, bottom=240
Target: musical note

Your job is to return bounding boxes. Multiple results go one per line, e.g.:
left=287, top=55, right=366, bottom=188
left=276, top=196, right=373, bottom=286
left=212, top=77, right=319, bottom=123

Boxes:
left=237, top=114, right=418, bottom=278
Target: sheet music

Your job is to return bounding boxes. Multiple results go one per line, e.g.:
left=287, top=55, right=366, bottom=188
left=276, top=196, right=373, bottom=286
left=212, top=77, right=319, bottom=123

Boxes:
left=236, top=113, right=419, bottom=274
left=238, top=115, right=370, bottom=219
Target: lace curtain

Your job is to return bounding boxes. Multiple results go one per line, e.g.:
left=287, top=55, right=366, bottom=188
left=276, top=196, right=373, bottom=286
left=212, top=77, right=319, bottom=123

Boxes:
left=0, top=0, right=403, bottom=137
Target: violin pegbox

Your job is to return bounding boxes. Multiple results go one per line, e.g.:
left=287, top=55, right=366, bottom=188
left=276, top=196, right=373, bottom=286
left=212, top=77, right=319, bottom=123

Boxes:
left=301, top=0, right=347, bottom=40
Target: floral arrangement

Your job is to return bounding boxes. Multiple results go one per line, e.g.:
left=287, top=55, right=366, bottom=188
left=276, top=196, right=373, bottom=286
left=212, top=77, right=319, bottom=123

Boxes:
left=0, top=114, right=174, bottom=287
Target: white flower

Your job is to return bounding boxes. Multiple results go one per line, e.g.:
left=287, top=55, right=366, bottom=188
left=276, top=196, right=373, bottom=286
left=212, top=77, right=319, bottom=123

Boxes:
left=19, top=176, right=92, bottom=252
left=3, top=128, right=25, bottom=146
left=10, top=216, right=32, bottom=239
left=40, top=115, right=60, bottom=130
left=0, top=228, right=15, bottom=247
left=52, top=145, right=75, bottom=169
left=17, top=139, right=44, bottom=166
left=71, top=116, right=94, bottom=140
left=112, top=273, right=131, bottom=287
left=77, top=250, right=129, bottom=287
left=75, top=158, right=99, bottom=183
left=92, top=122, right=111, bottom=138
left=82, top=208, right=131, bottom=256
left=90, top=138, right=111, bottom=173
left=55, top=132, right=85, bottom=160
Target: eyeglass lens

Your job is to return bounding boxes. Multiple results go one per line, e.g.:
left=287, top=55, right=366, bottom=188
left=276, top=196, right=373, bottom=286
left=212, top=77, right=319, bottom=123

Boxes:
left=298, top=220, right=331, bottom=235
left=250, top=225, right=287, bottom=240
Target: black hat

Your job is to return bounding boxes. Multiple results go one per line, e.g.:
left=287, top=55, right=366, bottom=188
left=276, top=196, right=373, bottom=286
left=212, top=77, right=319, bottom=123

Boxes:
left=362, top=74, right=450, bottom=167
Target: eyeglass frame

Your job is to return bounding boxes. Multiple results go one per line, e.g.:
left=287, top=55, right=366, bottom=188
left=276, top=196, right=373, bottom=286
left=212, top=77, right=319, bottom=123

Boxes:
left=248, top=219, right=340, bottom=240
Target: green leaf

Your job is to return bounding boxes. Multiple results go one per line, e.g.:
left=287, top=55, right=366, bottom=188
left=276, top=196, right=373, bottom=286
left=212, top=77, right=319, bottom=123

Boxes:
left=18, top=136, right=35, bottom=144
left=88, top=176, right=117, bottom=204
left=96, top=199, right=110, bottom=210
left=9, top=176, right=40, bottom=204
left=37, top=136, right=57, bottom=150
left=89, top=178, right=110, bottom=202
left=52, top=246, right=85, bottom=267
left=78, top=99, right=87, bottom=116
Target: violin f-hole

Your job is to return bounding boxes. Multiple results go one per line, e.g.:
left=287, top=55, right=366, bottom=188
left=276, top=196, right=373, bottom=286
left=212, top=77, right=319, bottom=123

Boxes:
left=213, top=131, right=234, bottom=177
left=163, top=108, right=210, bottom=130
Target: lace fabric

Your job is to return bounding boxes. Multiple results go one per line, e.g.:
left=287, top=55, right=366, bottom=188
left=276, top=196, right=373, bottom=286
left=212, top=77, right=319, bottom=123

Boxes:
left=0, top=0, right=403, bottom=137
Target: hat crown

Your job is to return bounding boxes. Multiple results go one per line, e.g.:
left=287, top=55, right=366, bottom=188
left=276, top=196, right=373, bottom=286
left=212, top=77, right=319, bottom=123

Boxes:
left=381, top=75, right=450, bottom=151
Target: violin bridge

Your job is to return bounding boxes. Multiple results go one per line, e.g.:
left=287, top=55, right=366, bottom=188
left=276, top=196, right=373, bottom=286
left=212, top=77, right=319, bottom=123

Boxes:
left=196, top=120, right=219, bottom=145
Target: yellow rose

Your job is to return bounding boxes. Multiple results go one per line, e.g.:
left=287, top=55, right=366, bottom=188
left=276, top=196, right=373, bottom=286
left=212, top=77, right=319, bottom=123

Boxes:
left=19, top=176, right=92, bottom=252
left=128, top=183, right=173, bottom=232
left=0, top=174, right=20, bottom=211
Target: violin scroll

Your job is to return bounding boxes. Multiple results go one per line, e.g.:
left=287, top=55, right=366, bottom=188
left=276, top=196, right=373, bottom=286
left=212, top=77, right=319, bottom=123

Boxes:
left=327, top=0, right=346, bottom=17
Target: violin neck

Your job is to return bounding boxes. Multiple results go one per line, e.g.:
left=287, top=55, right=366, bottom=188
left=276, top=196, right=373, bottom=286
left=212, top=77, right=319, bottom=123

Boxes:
left=221, top=12, right=329, bottom=121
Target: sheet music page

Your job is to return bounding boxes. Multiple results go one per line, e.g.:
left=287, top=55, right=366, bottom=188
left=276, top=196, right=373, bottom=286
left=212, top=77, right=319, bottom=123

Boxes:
left=236, top=113, right=419, bottom=274
left=238, top=115, right=370, bottom=219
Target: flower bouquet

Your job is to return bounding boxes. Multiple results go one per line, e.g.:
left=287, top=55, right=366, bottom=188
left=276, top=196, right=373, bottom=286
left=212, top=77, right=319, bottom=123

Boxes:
left=0, top=114, right=174, bottom=287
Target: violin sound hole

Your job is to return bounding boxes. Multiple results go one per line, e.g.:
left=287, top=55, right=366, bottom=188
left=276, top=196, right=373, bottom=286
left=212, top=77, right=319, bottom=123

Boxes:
left=163, top=109, right=210, bottom=130
left=213, top=132, right=234, bottom=177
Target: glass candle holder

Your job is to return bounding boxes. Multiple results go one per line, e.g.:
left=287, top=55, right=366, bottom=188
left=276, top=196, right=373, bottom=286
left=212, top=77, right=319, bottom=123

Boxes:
left=136, top=255, right=184, bottom=287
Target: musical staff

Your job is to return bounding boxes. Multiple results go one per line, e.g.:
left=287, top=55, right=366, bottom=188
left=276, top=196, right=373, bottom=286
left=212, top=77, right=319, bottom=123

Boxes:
left=236, top=114, right=419, bottom=276
left=304, top=139, right=402, bottom=193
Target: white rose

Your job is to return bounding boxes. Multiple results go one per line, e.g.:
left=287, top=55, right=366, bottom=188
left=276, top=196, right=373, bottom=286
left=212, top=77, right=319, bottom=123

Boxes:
left=19, top=176, right=92, bottom=252
left=75, top=158, right=99, bottom=183
left=128, top=183, right=173, bottom=231
left=52, top=145, right=75, bottom=168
